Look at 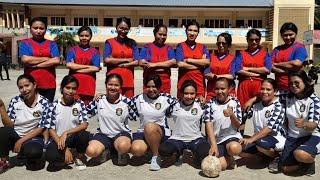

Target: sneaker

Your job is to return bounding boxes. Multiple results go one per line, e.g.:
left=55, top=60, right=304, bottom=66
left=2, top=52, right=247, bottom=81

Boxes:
left=74, top=158, right=86, bottom=171
left=117, top=153, right=128, bottom=166
left=175, top=154, right=183, bottom=167
left=182, top=149, right=193, bottom=164
left=305, top=162, right=315, bottom=177
left=227, top=156, right=237, bottom=169
left=99, top=149, right=110, bottom=164
left=268, top=157, right=279, bottom=173
left=150, top=156, right=161, bottom=171
left=0, top=160, right=11, bottom=174
left=26, top=159, right=45, bottom=171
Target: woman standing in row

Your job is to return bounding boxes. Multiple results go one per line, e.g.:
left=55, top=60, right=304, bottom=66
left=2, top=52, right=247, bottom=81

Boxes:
left=139, top=24, right=176, bottom=94
left=176, top=20, right=210, bottom=102
left=104, top=17, right=139, bottom=98
left=205, top=33, right=236, bottom=101
left=66, top=26, right=101, bottom=105
left=19, top=17, right=60, bottom=102
left=271, top=22, right=307, bottom=101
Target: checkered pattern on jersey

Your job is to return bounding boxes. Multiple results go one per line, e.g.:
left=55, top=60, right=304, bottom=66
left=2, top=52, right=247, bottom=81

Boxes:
left=121, top=96, right=138, bottom=121
left=87, top=94, right=138, bottom=121
left=266, top=100, right=286, bottom=136
left=203, top=97, right=242, bottom=123
left=309, top=94, right=320, bottom=130
left=43, top=99, right=88, bottom=129
left=8, top=95, right=50, bottom=128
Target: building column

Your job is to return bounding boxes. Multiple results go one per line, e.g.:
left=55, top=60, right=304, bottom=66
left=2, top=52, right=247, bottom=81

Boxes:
left=16, top=11, right=20, bottom=28
left=11, top=11, right=15, bottom=28
left=6, top=11, right=10, bottom=28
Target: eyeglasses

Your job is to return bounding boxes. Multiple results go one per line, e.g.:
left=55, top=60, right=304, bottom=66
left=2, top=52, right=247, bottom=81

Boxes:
left=248, top=38, right=261, bottom=42
left=289, top=81, right=302, bottom=87
left=117, top=27, right=130, bottom=32
left=216, top=42, right=227, bottom=46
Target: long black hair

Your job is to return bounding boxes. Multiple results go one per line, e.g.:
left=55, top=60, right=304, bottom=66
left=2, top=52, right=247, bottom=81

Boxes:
left=116, top=17, right=137, bottom=48
left=288, top=70, right=314, bottom=99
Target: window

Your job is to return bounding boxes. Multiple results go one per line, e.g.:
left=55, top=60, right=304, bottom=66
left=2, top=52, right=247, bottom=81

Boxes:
left=169, top=19, right=178, bottom=27
left=74, top=17, right=98, bottom=26
left=204, top=19, right=230, bottom=28
left=236, top=20, right=245, bottom=28
left=181, top=19, right=196, bottom=27
left=51, top=17, right=66, bottom=26
left=104, top=18, right=113, bottom=26
left=139, top=18, right=163, bottom=27
left=248, top=19, right=263, bottom=28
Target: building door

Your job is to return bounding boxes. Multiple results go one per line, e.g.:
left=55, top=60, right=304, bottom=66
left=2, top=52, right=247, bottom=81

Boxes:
left=169, top=19, right=178, bottom=27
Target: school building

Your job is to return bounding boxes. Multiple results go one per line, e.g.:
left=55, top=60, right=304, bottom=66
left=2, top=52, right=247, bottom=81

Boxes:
left=0, top=0, right=316, bottom=66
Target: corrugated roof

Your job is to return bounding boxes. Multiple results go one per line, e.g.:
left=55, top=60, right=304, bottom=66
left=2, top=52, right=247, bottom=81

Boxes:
left=1, top=0, right=274, bottom=7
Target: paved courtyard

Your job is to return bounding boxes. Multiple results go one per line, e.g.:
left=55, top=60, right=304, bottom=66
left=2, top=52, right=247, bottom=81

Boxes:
left=0, top=68, right=319, bottom=180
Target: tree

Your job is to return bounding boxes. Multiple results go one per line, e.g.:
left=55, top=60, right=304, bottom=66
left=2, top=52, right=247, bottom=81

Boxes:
left=54, top=32, right=78, bottom=64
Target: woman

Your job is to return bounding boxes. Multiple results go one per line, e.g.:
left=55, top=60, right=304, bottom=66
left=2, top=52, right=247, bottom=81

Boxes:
left=176, top=20, right=210, bottom=101
left=159, top=80, right=210, bottom=168
left=130, top=75, right=176, bottom=171
left=232, top=29, right=272, bottom=108
left=239, top=78, right=286, bottom=172
left=66, top=26, right=101, bottom=105
left=44, top=75, right=90, bottom=171
left=19, top=17, right=60, bottom=102
left=104, top=17, right=139, bottom=98
left=205, top=32, right=236, bottom=101
left=139, top=24, right=176, bottom=94
left=0, top=74, right=49, bottom=173
left=86, top=74, right=136, bottom=166
left=271, top=22, right=307, bottom=100
left=205, top=77, right=242, bottom=170
left=279, top=70, right=320, bottom=176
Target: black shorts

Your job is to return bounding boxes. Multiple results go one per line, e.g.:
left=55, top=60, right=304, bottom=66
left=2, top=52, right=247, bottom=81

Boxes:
left=91, top=132, right=132, bottom=150
left=132, top=125, right=169, bottom=142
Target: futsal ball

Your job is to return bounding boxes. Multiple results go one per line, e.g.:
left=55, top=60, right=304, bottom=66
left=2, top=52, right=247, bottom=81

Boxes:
left=201, top=155, right=221, bottom=178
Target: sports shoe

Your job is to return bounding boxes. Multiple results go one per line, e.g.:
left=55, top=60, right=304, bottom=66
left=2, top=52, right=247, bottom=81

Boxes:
left=227, top=156, right=237, bottom=169
left=0, top=160, right=11, bottom=174
left=175, top=154, right=183, bottom=167
left=74, top=158, right=86, bottom=171
left=99, top=149, right=110, bottom=164
left=150, top=156, right=161, bottom=171
left=305, top=162, right=315, bottom=177
left=268, top=157, right=279, bottom=173
left=117, top=153, right=128, bottom=166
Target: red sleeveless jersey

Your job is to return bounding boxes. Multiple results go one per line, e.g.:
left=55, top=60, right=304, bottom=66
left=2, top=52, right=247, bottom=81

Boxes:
left=207, top=53, right=234, bottom=97
left=272, top=42, right=305, bottom=90
left=238, top=49, right=267, bottom=81
left=178, top=42, right=205, bottom=96
left=107, top=38, right=134, bottom=88
left=23, top=38, right=56, bottom=89
left=70, top=46, right=97, bottom=96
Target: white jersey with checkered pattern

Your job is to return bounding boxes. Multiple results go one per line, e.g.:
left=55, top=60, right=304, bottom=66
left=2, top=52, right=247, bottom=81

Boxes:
left=43, top=98, right=88, bottom=136
left=204, top=97, right=242, bottom=144
left=286, top=93, right=320, bottom=138
left=86, top=94, right=137, bottom=138
left=250, top=97, right=286, bottom=137
left=132, top=93, right=176, bottom=135
left=7, top=93, right=49, bottom=137
left=168, top=100, right=204, bottom=142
